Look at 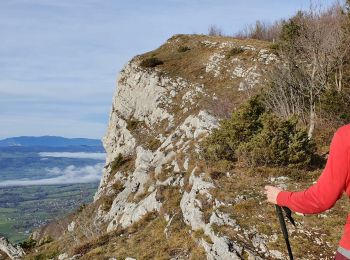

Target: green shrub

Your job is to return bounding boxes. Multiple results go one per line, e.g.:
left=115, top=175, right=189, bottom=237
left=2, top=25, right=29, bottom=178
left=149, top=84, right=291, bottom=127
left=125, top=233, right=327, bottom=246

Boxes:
left=320, top=88, right=350, bottom=124
left=110, top=153, right=125, bottom=173
left=288, top=128, right=316, bottom=166
left=269, top=43, right=280, bottom=54
left=39, top=235, right=54, bottom=245
left=19, top=237, right=37, bottom=249
left=77, top=204, right=86, bottom=213
left=236, top=114, right=315, bottom=167
left=226, top=47, right=244, bottom=59
left=212, top=159, right=232, bottom=172
left=34, top=254, right=46, bottom=260
left=279, top=14, right=302, bottom=49
left=201, top=95, right=265, bottom=161
left=140, top=57, right=164, bottom=68
left=209, top=171, right=225, bottom=180
left=178, top=46, right=191, bottom=52
left=126, top=119, right=139, bottom=131
left=201, top=95, right=315, bottom=167
left=47, top=251, right=59, bottom=259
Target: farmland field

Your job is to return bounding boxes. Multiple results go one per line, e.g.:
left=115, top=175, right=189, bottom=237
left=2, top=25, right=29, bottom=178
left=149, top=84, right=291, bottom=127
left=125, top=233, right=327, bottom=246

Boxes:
left=0, top=183, right=98, bottom=243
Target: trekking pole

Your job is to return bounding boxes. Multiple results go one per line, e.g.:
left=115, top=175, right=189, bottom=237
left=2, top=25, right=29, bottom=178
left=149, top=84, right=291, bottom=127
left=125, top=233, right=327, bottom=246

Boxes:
left=275, top=205, right=294, bottom=260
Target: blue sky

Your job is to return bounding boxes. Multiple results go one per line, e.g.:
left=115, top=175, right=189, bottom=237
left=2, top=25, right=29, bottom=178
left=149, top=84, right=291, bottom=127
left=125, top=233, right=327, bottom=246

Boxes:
left=0, top=0, right=337, bottom=140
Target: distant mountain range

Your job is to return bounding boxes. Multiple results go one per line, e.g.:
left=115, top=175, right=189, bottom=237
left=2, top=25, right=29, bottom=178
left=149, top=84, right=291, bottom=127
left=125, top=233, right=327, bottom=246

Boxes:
left=0, top=136, right=102, bottom=148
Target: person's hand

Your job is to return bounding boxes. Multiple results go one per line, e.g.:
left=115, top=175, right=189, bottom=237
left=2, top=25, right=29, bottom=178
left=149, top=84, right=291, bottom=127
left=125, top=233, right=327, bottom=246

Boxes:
left=264, top=185, right=283, bottom=204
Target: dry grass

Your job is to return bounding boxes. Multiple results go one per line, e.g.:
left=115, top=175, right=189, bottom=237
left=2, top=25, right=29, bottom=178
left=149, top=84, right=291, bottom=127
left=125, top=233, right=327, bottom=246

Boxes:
left=196, top=193, right=213, bottom=224
left=206, top=165, right=346, bottom=259
left=25, top=145, right=341, bottom=257
left=100, top=196, right=113, bottom=211
left=111, top=181, right=124, bottom=194
left=52, top=185, right=204, bottom=259
left=73, top=211, right=202, bottom=260
left=0, top=251, right=9, bottom=259
left=24, top=240, right=62, bottom=260
left=193, top=228, right=213, bottom=245
left=136, top=34, right=273, bottom=123
left=157, top=186, right=182, bottom=215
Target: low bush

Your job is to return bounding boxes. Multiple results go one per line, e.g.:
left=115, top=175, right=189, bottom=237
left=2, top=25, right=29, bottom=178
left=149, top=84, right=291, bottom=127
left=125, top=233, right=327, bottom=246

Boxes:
left=320, top=88, right=350, bottom=124
left=226, top=47, right=244, bottom=58
left=201, top=95, right=315, bottom=167
left=126, top=119, right=139, bottom=131
left=110, top=153, right=125, bottom=173
left=201, top=96, right=265, bottom=161
left=140, top=57, right=164, bottom=68
left=39, top=235, right=54, bottom=245
left=177, top=46, right=191, bottom=52
left=269, top=42, right=280, bottom=54
left=237, top=114, right=315, bottom=167
left=19, top=237, right=37, bottom=249
left=209, top=171, right=225, bottom=180
left=77, top=204, right=86, bottom=213
left=112, top=181, right=124, bottom=193
left=101, top=196, right=114, bottom=211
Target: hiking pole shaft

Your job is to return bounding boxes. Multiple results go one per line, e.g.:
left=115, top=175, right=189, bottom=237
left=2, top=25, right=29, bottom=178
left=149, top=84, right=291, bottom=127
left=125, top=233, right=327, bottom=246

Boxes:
left=275, top=205, right=294, bottom=260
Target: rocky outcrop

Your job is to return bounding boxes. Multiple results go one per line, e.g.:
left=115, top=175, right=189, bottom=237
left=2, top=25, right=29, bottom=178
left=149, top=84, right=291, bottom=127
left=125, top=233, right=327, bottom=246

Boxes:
left=0, top=237, right=25, bottom=260
left=32, top=35, right=304, bottom=259
left=87, top=34, right=274, bottom=259
left=180, top=170, right=243, bottom=259
left=89, top=35, right=277, bottom=259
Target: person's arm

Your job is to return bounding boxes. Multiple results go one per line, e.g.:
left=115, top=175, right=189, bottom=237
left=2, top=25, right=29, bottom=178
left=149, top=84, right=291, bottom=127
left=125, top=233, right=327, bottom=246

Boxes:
left=276, top=128, right=350, bottom=214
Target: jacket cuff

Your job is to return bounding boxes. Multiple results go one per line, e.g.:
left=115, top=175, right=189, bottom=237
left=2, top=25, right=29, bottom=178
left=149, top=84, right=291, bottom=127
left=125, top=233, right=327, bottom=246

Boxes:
left=277, top=191, right=292, bottom=206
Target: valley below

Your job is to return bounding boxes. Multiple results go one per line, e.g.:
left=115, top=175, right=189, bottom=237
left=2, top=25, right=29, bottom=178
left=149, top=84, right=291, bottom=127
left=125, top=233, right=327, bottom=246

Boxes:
left=0, top=137, right=105, bottom=244
left=0, top=183, right=98, bottom=243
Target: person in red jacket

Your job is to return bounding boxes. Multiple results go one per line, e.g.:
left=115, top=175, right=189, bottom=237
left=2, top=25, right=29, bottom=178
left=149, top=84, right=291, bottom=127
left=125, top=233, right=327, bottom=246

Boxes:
left=265, top=124, right=350, bottom=260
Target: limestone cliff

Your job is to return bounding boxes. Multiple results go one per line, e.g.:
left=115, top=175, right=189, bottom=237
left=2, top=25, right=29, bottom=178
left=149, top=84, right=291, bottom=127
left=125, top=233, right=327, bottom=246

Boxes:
left=22, top=35, right=337, bottom=260
left=90, top=35, right=276, bottom=259
left=0, top=236, right=25, bottom=260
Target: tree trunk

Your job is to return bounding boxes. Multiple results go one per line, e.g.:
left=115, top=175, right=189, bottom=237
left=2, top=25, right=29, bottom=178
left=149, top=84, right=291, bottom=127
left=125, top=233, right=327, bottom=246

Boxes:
left=338, top=67, right=343, bottom=92
left=308, top=104, right=316, bottom=139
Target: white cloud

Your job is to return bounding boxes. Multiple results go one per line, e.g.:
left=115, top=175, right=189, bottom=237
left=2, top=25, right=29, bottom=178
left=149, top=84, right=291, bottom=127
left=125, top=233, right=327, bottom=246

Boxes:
left=39, top=152, right=106, bottom=160
left=0, top=163, right=104, bottom=187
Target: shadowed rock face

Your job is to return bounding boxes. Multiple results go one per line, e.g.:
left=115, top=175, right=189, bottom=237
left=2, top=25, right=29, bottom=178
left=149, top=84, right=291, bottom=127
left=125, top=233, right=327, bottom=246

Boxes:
left=0, top=237, right=25, bottom=260
left=28, top=35, right=339, bottom=260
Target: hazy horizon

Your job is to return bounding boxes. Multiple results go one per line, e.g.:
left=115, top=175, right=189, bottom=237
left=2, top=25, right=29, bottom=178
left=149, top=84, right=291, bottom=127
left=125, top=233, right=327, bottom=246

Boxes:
left=0, top=135, right=102, bottom=140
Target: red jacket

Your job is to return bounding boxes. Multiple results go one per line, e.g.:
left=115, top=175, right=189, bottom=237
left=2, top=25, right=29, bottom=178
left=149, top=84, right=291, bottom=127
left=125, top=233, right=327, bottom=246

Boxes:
left=277, top=124, right=350, bottom=250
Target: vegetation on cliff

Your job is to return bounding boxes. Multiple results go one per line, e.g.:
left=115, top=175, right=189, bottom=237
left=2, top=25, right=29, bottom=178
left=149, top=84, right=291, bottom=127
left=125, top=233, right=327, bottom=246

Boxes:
left=201, top=96, right=315, bottom=167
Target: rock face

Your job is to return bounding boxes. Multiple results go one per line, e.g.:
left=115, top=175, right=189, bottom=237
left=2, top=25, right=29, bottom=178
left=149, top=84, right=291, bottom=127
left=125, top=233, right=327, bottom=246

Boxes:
left=88, top=35, right=276, bottom=259
left=0, top=237, right=25, bottom=260
left=32, top=35, right=334, bottom=259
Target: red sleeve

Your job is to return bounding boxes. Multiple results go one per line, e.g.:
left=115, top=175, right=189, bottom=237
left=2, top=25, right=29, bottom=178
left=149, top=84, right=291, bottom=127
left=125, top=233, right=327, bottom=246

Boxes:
left=277, top=128, right=350, bottom=214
